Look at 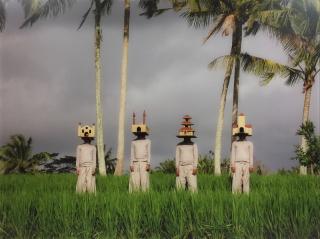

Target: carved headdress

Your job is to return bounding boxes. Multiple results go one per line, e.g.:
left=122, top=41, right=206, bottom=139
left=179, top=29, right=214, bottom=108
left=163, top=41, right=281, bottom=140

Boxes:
left=232, top=113, right=252, bottom=136
left=77, top=123, right=95, bottom=138
left=131, top=111, right=150, bottom=135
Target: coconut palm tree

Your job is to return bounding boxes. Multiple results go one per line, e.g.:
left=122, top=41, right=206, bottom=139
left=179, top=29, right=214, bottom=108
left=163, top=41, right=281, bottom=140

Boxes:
left=238, top=0, right=320, bottom=175
left=0, top=134, right=52, bottom=173
left=114, top=0, right=131, bottom=176
left=183, top=0, right=285, bottom=175
left=21, top=0, right=114, bottom=176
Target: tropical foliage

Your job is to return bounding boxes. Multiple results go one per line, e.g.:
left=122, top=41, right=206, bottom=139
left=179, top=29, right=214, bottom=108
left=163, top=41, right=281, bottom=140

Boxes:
left=293, top=121, right=320, bottom=174
left=0, top=135, right=52, bottom=174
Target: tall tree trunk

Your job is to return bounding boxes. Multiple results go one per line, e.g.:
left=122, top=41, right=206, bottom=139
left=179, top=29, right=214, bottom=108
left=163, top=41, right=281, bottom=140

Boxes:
left=213, top=25, right=239, bottom=175
left=95, top=9, right=106, bottom=176
left=214, top=60, right=234, bottom=175
left=231, top=22, right=242, bottom=144
left=299, top=73, right=313, bottom=175
left=115, top=0, right=130, bottom=176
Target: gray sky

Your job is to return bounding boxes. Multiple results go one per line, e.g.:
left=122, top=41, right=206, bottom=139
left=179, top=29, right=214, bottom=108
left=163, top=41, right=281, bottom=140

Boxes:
left=0, top=0, right=319, bottom=171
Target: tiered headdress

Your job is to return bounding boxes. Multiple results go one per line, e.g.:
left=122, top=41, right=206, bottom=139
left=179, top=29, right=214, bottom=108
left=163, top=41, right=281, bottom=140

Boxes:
left=177, top=115, right=197, bottom=138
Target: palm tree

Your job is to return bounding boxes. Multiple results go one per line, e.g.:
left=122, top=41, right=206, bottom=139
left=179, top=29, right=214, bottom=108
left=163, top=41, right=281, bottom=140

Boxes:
left=21, top=0, right=113, bottom=176
left=114, top=0, right=131, bottom=176
left=184, top=0, right=285, bottom=175
left=238, top=0, right=320, bottom=175
left=0, top=135, right=52, bottom=173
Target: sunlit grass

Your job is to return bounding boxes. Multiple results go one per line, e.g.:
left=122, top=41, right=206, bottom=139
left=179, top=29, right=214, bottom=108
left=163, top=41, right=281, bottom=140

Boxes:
left=0, top=173, right=319, bottom=238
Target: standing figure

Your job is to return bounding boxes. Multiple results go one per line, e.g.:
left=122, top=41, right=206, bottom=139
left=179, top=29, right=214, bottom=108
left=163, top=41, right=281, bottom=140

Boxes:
left=129, top=111, right=151, bottom=192
left=76, top=123, right=97, bottom=194
left=231, top=113, right=254, bottom=194
left=175, top=115, right=198, bottom=192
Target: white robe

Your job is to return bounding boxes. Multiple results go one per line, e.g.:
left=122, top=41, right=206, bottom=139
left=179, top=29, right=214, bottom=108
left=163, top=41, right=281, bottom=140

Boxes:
left=129, top=139, right=151, bottom=192
left=175, top=144, right=198, bottom=192
left=230, top=140, right=253, bottom=194
left=76, top=144, right=96, bottom=193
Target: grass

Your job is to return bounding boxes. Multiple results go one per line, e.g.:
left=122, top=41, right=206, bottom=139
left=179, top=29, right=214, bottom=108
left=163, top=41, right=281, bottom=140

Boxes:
left=0, top=173, right=319, bottom=238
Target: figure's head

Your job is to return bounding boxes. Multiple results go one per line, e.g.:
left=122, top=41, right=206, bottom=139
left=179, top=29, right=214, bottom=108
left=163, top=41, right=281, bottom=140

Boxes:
left=78, top=123, right=95, bottom=144
left=81, top=133, right=93, bottom=144
left=237, top=127, right=247, bottom=141
left=232, top=113, right=253, bottom=139
left=131, top=111, right=149, bottom=139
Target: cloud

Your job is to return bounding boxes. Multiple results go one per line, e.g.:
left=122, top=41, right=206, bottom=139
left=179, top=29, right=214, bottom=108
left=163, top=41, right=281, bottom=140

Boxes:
left=0, top=0, right=319, bottom=171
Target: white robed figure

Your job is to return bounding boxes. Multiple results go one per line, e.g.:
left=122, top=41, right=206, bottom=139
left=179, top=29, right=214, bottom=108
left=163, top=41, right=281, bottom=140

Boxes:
left=129, top=111, right=151, bottom=192
left=76, top=123, right=96, bottom=194
left=175, top=115, right=199, bottom=192
left=231, top=114, right=254, bottom=194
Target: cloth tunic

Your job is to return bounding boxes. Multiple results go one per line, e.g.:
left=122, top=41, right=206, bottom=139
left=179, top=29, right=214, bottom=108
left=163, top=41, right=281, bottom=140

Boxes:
left=76, top=144, right=96, bottom=193
left=129, top=139, right=151, bottom=192
left=230, top=140, right=253, bottom=194
left=175, top=144, right=198, bottom=192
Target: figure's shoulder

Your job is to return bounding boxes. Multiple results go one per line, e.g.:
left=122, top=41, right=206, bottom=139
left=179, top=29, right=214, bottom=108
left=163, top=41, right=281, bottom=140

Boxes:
left=247, top=141, right=253, bottom=146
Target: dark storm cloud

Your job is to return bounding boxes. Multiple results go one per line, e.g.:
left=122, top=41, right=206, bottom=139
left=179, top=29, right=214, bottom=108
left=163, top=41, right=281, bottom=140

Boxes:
left=1, top=0, right=319, bottom=171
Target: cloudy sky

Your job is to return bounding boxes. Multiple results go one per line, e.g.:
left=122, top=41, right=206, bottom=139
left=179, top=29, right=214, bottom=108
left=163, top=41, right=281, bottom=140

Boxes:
left=1, top=0, right=319, bottom=171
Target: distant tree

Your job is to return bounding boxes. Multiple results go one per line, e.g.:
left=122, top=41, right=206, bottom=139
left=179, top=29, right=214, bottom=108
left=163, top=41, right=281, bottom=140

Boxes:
left=155, top=159, right=176, bottom=174
left=293, top=121, right=320, bottom=175
left=198, top=151, right=215, bottom=174
left=277, top=166, right=299, bottom=175
left=0, top=135, right=52, bottom=174
left=104, top=148, right=117, bottom=174
left=39, top=155, right=76, bottom=173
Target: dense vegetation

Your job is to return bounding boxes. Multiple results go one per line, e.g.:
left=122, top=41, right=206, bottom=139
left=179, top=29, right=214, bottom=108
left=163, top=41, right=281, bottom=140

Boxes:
left=0, top=174, right=319, bottom=238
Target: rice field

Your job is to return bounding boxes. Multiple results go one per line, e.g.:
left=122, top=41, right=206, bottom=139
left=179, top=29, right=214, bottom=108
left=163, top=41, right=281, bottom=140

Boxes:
left=0, top=173, right=319, bottom=238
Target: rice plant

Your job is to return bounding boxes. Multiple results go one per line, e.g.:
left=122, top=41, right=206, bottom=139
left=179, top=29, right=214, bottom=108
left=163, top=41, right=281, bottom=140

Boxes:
left=0, top=173, right=319, bottom=238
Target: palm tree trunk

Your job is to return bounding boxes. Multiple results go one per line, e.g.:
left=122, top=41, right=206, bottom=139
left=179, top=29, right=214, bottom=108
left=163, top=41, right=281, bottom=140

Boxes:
left=214, top=60, right=234, bottom=175
left=231, top=22, right=242, bottom=144
left=95, top=9, right=106, bottom=176
left=299, top=74, right=313, bottom=175
left=115, top=0, right=130, bottom=176
left=214, top=20, right=240, bottom=175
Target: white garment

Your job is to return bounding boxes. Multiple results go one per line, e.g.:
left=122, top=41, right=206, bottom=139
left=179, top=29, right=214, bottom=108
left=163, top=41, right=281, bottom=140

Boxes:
left=230, top=140, right=253, bottom=194
left=175, top=143, right=198, bottom=192
left=129, top=161, right=150, bottom=193
left=129, top=139, right=151, bottom=192
left=76, top=144, right=96, bottom=193
left=175, top=144, right=198, bottom=168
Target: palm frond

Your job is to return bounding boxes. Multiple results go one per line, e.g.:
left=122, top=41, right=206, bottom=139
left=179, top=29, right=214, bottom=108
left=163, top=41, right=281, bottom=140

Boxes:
left=203, top=14, right=227, bottom=44
left=78, top=0, right=93, bottom=30
left=208, top=54, right=236, bottom=70
left=138, top=0, right=160, bottom=18
left=240, top=53, right=303, bottom=85
left=0, top=0, right=6, bottom=31
left=20, top=0, right=76, bottom=28
left=100, top=0, right=112, bottom=16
